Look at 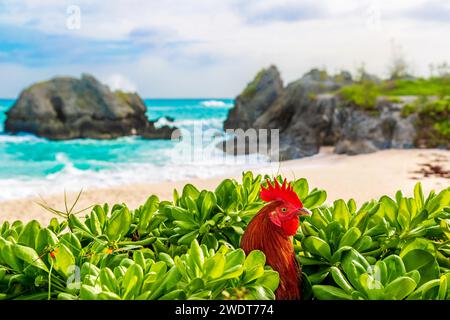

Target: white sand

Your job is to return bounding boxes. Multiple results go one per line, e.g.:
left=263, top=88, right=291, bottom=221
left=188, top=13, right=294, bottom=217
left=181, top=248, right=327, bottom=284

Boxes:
left=0, top=148, right=448, bottom=223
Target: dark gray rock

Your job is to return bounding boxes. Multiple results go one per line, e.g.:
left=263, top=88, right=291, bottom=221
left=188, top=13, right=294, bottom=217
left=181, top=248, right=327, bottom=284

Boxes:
left=224, top=65, right=283, bottom=130
left=221, top=65, right=421, bottom=159
left=253, top=72, right=342, bottom=160
left=334, top=70, right=353, bottom=84
left=332, top=97, right=417, bottom=154
left=5, top=74, right=177, bottom=140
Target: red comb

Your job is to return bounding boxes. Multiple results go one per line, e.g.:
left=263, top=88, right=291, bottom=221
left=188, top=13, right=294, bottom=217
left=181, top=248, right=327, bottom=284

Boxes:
left=260, top=178, right=303, bottom=208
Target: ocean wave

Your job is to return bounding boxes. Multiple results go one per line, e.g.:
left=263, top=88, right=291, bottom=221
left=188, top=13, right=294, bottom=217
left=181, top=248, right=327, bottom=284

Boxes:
left=154, top=117, right=225, bottom=129
left=0, top=159, right=269, bottom=201
left=0, top=134, right=45, bottom=143
left=200, top=100, right=233, bottom=108
left=153, top=117, right=173, bottom=128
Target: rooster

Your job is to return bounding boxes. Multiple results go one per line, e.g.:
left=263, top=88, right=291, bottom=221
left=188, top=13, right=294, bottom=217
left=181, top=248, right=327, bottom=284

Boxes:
left=241, top=178, right=311, bottom=300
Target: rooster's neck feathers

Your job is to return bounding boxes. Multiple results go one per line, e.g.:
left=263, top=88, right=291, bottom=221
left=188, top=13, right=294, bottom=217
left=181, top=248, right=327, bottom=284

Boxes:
left=241, top=202, right=301, bottom=300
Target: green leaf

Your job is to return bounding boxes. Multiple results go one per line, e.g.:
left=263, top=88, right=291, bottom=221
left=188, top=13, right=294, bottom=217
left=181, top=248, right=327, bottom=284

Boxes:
left=397, top=198, right=410, bottom=230
left=80, top=285, right=99, bottom=300
left=13, top=244, right=48, bottom=273
left=190, top=239, right=204, bottom=268
left=200, top=192, right=216, bottom=221
left=224, top=248, right=245, bottom=268
left=99, top=268, right=118, bottom=292
left=385, top=276, right=417, bottom=300
left=122, top=264, right=144, bottom=299
left=403, top=269, right=420, bottom=285
left=249, top=285, right=275, bottom=300
left=244, top=250, right=266, bottom=270
left=89, top=211, right=102, bottom=235
left=98, top=292, right=121, bottom=300
left=312, top=285, right=353, bottom=300
left=310, top=210, right=328, bottom=230
left=243, top=264, right=265, bottom=283
left=138, top=195, right=159, bottom=234
left=92, top=204, right=106, bottom=227
left=201, top=233, right=218, bottom=250
left=330, top=266, right=353, bottom=293
left=373, top=261, right=388, bottom=286
left=338, top=227, right=361, bottom=248
left=379, top=196, right=398, bottom=226
left=303, top=190, right=327, bottom=209
left=255, top=270, right=280, bottom=292
left=182, top=184, right=200, bottom=199
left=177, top=230, right=199, bottom=245
left=353, top=235, right=372, bottom=252
left=0, top=247, right=21, bottom=274
left=438, top=275, right=448, bottom=300
left=36, top=228, right=58, bottom=255
left=308, top=268, right=330, bottom=285
left=414, top=182, right=424, bottom=209
left=302, top=236, right=332, bottom=261
left=401, top=249, right=440, bottom=286
left=18, top=220, right=40, bottom=249
left=107, top=206, right=132, bottom=241
left=59, top=233, right=82, bottom=258
left=358, top=274, right=383, bottom=299
left=341, top=249, right=370, bottom=293
left=203, top=253, right=225, bottom=279
left=159, top=289, right=186, bottom=300
left=383, top=255, right=406, bottom=284
left=407, top=279, right=440, bottom=300
left=51, top=243, right=75, bottom=278
left=292, top=178, right=309, bottom=200
left=333, top=200, right=350, bottom=230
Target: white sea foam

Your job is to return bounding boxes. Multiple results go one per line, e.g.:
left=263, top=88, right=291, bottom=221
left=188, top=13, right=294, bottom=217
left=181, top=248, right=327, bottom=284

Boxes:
left=153, top=117, right=173, bottom=128
left=200, top=100, right=233, bottom=108
left=154, top=118, right=225, bottom=129
left=0, top=134, right=45, bottom=143
left=0, top=153, right=270, bottom=200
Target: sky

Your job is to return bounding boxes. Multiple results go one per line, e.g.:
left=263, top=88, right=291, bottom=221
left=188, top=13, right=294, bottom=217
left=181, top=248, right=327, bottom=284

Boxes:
left=0, top=0, right=449, bottom=98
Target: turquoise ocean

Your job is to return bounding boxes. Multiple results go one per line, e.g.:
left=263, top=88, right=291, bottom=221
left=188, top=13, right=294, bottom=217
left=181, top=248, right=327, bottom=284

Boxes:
left=0, top=98, right=267, bottom=200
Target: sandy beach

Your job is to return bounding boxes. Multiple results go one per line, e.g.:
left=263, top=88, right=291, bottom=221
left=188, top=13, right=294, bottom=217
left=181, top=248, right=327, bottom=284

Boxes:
left=1, top=147, right=448, bottom=223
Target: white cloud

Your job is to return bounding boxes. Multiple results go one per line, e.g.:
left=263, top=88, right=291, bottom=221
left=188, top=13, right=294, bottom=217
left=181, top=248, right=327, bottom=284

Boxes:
left=101, top=73, right=138, bottom=92
left=0, top=0, right=450, bottom=98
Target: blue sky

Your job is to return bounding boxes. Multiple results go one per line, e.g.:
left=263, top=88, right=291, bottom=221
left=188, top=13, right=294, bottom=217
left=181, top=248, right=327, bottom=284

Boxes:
left=0, top=0, right=449, bottom=98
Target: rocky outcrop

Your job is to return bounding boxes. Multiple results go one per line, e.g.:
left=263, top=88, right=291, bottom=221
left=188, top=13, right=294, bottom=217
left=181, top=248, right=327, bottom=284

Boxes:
left=331, top=97, right=417, bottom=155
left=222, top=66, right=419, bottom=160
left=253, top=71, right=342, bottom=159
left=5, top=74, right=177, bottom=140
left=224, top=65, right=283, bottom=130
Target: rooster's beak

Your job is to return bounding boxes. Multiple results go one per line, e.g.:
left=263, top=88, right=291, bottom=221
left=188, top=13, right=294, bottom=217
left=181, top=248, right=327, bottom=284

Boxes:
left=297, top=208, right=312, bottom=216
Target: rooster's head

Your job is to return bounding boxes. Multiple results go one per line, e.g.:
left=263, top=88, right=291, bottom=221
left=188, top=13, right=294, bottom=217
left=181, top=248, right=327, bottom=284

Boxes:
left=260, top=178, right=311, bottom=236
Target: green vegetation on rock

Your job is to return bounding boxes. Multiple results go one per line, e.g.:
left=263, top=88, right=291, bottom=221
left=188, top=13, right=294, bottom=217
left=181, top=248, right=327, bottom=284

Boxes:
left=338, top=80, right=380, bottom=110
left=241, top=68, right=267, bottom=99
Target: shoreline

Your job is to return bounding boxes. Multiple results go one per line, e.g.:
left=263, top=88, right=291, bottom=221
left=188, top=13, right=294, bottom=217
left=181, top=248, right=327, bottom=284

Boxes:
left=0, top=147, right=449, bottom=223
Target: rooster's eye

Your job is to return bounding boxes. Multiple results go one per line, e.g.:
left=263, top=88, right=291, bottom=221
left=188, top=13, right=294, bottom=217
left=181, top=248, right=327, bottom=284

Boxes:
left=281, top=207, right=287, bottom=212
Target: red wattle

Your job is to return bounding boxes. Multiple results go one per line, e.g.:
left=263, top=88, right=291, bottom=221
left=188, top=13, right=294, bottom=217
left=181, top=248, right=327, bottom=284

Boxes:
left=281, top=217, right=299, bottom=236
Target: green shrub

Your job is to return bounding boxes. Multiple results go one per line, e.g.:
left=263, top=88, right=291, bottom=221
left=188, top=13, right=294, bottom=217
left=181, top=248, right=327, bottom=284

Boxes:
left=338, top=81, right=380, bottom=110
left=382, top=77, right=450, bottom=97
left=0, top=172, right=448, bottom=300
left=413, top=98, right=450, bottom=148
left=296, top=183, right=450, bottom=300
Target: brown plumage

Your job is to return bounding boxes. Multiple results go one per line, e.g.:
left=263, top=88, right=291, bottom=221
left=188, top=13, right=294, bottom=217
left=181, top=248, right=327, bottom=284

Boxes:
left=240, top=179, right=310, bottom=300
